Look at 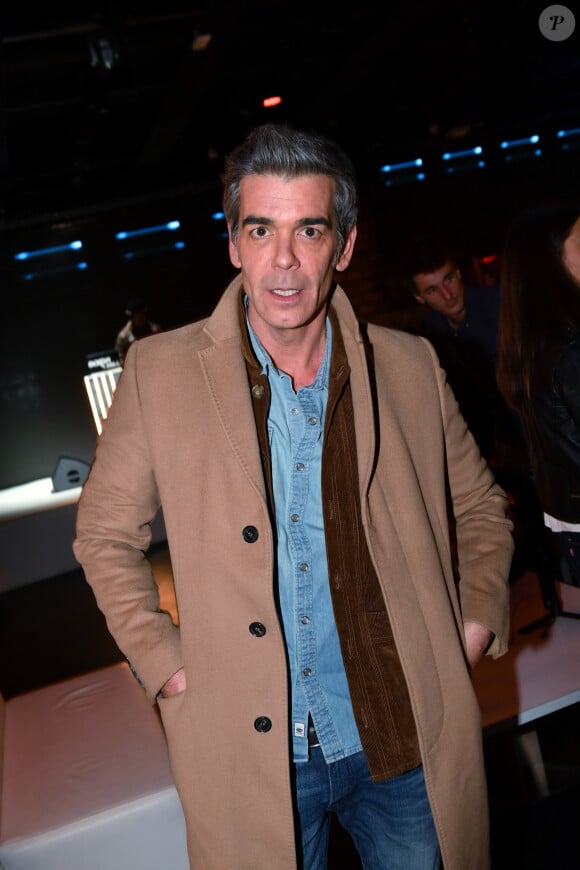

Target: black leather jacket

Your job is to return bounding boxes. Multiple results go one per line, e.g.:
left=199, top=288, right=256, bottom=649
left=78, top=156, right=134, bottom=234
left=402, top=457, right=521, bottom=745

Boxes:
left=524, top=327, right=580, bottom=523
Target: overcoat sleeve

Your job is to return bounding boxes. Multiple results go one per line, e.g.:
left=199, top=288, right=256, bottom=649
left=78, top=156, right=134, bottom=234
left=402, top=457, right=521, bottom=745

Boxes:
left=423, top=337, right=513, bottom=657
left=73, top=342, right=182, bottom=702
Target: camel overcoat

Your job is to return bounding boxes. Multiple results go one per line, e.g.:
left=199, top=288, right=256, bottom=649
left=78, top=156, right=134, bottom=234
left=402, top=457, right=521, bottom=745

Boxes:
left=73, top=276, right=514, bottom=869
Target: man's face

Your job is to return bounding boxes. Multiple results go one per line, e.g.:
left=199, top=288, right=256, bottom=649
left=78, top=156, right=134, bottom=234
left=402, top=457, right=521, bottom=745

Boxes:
left=412, top=259, right=466, bottom=321
left=228, top=173, right=356, bottom=341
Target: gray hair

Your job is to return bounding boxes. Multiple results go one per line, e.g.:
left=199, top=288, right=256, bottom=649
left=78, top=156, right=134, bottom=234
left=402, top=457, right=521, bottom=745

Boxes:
left=222, top=123, right=358, bottom=260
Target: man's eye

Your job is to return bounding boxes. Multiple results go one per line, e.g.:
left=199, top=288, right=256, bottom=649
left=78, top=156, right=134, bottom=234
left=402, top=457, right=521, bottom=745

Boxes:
left=300, top=226, right=321, bottom=238
left=250, top=226, right=269, bottom=238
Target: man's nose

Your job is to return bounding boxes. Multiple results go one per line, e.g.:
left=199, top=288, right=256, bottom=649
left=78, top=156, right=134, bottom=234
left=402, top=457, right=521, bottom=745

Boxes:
left=272, top=235, right=299, bottom=269
left=438, top=283, right=454, bottom=301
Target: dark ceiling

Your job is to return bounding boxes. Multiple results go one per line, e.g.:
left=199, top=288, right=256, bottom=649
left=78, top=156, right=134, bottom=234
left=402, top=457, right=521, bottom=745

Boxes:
left=2, top=2, right=580, bottom=228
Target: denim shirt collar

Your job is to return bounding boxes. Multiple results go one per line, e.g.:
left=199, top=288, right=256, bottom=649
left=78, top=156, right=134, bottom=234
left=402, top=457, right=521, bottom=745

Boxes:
left=243, top=294, right=332, bottom=390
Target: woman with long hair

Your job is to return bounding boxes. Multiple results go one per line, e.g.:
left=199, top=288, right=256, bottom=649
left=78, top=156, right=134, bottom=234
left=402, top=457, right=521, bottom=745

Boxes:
left=497, top=202, right=580, bottom=584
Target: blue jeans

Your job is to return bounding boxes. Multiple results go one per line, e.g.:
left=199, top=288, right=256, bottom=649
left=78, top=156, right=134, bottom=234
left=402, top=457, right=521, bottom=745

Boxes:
left=295, top=748, right=441, bottom=869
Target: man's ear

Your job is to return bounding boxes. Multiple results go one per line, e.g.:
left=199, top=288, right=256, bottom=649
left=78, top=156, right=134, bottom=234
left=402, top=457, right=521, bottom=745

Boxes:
left=335, top=225, right=357, bottom=272
left=228, top=230, right=241, bottom=269
left=414, top=294, right=426, bottom=305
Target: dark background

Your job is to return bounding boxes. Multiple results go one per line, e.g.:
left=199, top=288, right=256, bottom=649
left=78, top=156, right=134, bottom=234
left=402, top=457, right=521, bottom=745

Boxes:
left=2, top=1, right=580, bottom=490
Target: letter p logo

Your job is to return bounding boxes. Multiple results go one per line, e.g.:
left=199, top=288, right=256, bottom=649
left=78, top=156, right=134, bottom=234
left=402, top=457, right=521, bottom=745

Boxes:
left=539, top=5, right=576, bottom=41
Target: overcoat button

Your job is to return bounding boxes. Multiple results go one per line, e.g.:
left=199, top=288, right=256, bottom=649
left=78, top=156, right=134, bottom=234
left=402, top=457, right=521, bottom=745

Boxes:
left=251, top=384, right=265, bottom=399
left=249, top=622, right=266, bottom=637
left=254, top=716, right=272, bottom=733
left=242, top=525, right=259, bottom=543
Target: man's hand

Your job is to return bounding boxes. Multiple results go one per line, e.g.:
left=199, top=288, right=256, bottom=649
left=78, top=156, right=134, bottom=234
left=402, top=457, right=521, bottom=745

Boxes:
left=464, top=621, right=494, bottom=670
left=159, top=667, right=187, bottom=698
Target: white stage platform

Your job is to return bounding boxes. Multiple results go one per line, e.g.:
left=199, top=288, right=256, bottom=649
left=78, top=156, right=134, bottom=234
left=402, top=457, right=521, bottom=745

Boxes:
left=472, top=573, right=580, bottom=798
left=0, top=478, right=166, bottom=593
left=0, top=477, right=82, bottom=522
left=472, top=573, right=580, bottom=731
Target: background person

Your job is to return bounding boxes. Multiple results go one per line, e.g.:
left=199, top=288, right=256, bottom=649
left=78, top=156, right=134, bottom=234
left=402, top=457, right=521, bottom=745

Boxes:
left=405, top=238, right=535, bottom=581
left=405, top=238, right=508, bottom=464
left=497, top=202, right=580, bottom=587
left=115, top=297, right=161, bottom=365
left=74, top=123, right=514, bottom=869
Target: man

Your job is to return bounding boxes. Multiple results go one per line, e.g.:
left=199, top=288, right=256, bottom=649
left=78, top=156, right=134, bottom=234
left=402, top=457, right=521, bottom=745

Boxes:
left=74, top=124, right=514, bottom=869
left=115, top=297, right=161, bottom=365
left=407, top=242, right=499, bottom=373
left=406, top=241, right=520, bottom=467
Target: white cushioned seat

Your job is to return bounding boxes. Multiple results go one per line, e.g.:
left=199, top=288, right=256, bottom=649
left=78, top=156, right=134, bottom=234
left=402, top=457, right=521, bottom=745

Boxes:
left=0, top=662, right=188, bottom=869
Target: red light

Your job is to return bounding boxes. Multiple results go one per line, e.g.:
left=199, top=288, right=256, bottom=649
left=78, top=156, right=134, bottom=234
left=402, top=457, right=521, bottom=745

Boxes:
left=262, top=96, right=282, bottom=108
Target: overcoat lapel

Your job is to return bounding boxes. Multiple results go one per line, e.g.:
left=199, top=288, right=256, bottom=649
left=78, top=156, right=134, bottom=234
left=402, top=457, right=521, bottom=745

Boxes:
left=332, top=287, right=431, bottom=590
left=198, top=278, right=268, bottom=501
left=332, top=287, right=411, bottom=504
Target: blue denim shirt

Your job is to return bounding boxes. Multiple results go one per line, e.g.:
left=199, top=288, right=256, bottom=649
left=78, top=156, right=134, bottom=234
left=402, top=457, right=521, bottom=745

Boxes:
left=246, top=312, right=362, bottom=764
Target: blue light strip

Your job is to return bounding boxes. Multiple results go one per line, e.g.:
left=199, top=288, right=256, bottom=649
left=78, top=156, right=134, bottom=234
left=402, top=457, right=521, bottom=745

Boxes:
left=441, top=146, right=483, bottom=161
left=115, top=220, right=181, bottom=240
left=23, top=262, right=88, bottom=280
left=503, top=148, right=542, bottom=162
left=380, top=158, right=423, bottom=173
left=445, top=160, right=486, bottom=174
left=122, top=241, right=185, bottom=259
left=14, top=240, right=83, bottom=261
left=499, top=135, right=540, bottom=150
left=384, top=172, right=425, bottom=187
left=557, top=127, right=580, bottom=139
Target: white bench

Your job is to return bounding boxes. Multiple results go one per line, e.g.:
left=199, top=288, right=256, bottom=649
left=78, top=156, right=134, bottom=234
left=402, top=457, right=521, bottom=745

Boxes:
left=0, top=662, right=188, bottom=869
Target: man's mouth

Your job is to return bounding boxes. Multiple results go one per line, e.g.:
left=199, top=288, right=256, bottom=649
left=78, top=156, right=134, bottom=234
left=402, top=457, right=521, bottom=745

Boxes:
left=271, top=288, right=301, bottom=297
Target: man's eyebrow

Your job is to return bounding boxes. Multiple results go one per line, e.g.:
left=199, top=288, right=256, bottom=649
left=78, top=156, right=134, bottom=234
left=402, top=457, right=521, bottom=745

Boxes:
left=242, top=215, right=273, bottom=227
left=298, top=216, right=332, bottom=228
left=241, top=215, right=332, bottom=228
